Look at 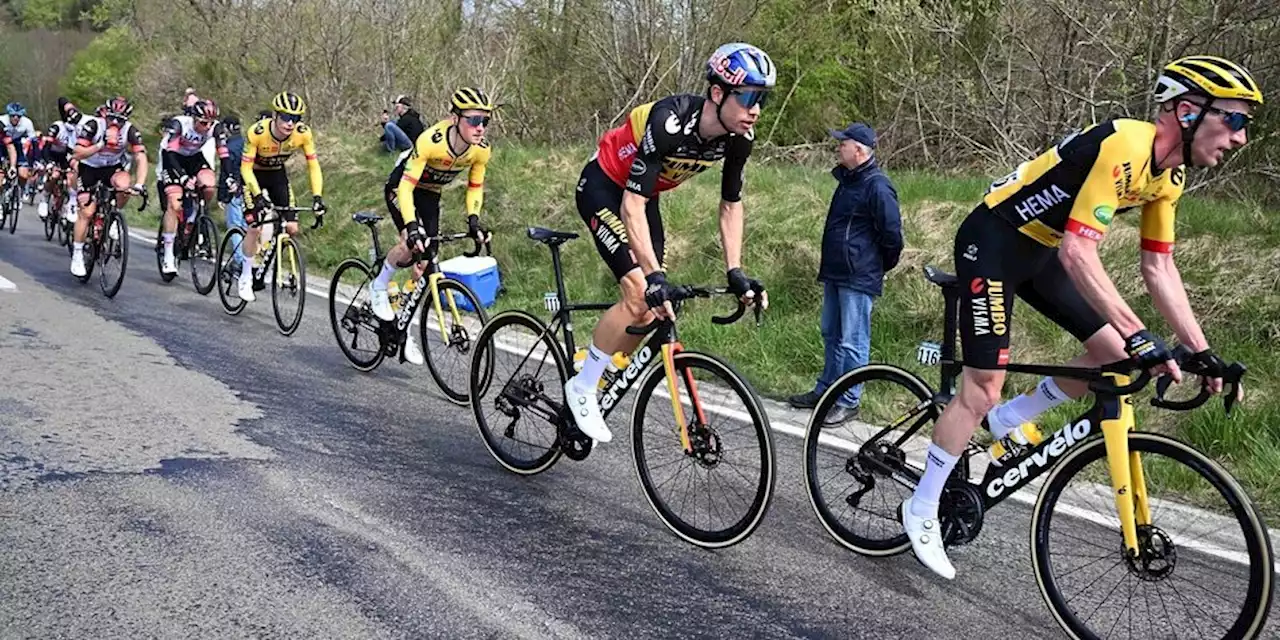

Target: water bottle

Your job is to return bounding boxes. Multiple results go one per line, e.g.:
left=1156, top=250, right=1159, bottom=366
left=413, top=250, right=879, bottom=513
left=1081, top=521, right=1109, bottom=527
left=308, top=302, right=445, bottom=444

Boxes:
left=988, top=423, right=1045, bottom=467
left=387, top=281, right=402, bottom=312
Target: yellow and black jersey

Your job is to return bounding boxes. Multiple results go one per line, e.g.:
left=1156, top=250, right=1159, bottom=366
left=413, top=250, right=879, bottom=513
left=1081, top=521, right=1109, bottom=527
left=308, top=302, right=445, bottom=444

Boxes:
left=240, top=118, right=323, bottom=197
left=393, top=119, right=491, bottom=224
left=984, top=119, right=1183, bottom=253
left=594, top=94, right=753, bottom=201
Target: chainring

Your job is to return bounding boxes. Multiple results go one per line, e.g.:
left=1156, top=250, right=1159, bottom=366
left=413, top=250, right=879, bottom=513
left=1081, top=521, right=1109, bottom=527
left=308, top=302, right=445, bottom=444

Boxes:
left=940, top=482, right=985, bottom=546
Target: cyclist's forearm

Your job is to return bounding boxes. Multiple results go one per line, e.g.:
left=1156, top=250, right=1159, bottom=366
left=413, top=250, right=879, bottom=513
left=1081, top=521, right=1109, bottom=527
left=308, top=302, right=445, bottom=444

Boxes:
left=1141, top=251, right=1209, bottom=351
left=6, top=146, right=14, bottom=167
left=133, top=153, right=148, bottom=186
left=306, top=159, right=323, bottom=197
left=620, top=193, right=661, bottom=274
left=240, top=161, right=260, bottom=196
left=1059, top=238, right=1144, bottom=336
left=718, top=199, right=744, bottom=271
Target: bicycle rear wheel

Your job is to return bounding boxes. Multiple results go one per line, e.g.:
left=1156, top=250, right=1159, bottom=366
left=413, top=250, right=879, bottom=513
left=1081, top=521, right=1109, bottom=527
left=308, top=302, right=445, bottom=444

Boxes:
left=190, top=215, right=218, bottom=295
left=468, top=310, right=566, bottom=475
left=632, top=350, right=775, bottom=549
left=271, top=236, right=306, bottom=336
left=803, top=365, right=938, bottom=556
left=422, top=278, right=489, bottom=405
left=1033, top=431, right=1274, bottom=640
left=328, top=258, right=386, bottom=371
left=216, top=227, right=247, bottom=315
left=98, top=210, right=128, bottom=298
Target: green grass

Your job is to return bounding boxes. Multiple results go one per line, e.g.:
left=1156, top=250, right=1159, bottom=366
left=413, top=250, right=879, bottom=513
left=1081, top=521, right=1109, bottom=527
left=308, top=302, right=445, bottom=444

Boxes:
left=123, top=132, right=1280, bottom=517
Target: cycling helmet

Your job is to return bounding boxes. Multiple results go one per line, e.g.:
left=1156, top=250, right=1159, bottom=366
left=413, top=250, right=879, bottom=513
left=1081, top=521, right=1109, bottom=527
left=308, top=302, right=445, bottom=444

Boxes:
left=706, top=43, right=776, bottom=89
left=192, top=99, right=220, bottom=121
left=1154, top=55, right=1263, bottom=105
left=103, top=96, right=133, bottom=119
left=5, top=102, right=25, bottom=117
left=271, top=92, right=306, bottom=116
left=450, top=87, right=494, bottom=113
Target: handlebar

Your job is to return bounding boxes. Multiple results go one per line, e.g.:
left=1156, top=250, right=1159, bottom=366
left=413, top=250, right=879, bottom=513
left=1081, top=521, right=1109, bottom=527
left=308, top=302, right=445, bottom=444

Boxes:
left=104, top=185, right=148, bottom=211
left=624, top=285, right=764, bottom=335
left=1086, top=345, right=1246, bottom=416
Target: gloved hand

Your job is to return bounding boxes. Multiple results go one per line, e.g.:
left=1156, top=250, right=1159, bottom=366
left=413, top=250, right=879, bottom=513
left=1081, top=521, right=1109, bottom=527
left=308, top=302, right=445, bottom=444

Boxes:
left=644, top=271, right=677, bottom=319
left=311, top=195, right=326, bottom=229
left=467, top=213, right=488, bottom=240
left=405, top=219, right=428, bottom=255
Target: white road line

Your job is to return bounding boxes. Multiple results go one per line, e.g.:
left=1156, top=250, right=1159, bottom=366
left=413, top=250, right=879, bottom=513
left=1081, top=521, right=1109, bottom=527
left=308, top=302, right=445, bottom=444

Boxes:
left=121, top=226, right=1277, bottom=570
left=0, top=274, right=17, bottom=292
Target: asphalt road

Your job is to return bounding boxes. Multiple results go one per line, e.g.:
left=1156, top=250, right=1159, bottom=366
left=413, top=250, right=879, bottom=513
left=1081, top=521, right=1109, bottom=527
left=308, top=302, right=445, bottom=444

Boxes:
left=0, top=205, right=1271, bottom=639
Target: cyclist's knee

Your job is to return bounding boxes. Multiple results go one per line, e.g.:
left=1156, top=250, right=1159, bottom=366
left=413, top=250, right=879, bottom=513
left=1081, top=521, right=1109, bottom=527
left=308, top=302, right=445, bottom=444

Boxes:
left=1082, top=326, right=1126, bottom=364
left=285, top=221, right=299, bottom=236
left=958, top=368, right=1004, bottom=415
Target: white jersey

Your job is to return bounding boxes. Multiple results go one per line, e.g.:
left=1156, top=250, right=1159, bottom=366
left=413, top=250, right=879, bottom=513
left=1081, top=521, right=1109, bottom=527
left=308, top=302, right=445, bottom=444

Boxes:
left=3, top=116, right=36, bottom=142
left=44, top=121, right=78, bottom=154
left=161, top=115, right=226, bottom=157
left=76, top=116, right=144, bottom=169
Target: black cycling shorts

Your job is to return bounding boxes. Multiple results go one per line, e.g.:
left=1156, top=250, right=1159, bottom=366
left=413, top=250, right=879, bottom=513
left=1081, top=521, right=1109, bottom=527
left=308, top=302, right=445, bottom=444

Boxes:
left=955, top=206, right=1107, bottom=369
left=384, top=165, right=442, bottom=234
left=77, top=163, right=124, bottom=196
left=46, top=151, right=72, bottom=170
left=576, top=159, right=664, bottom=281
left=249, top=169, right=297, bottom=223
left=159, top=152, right=212, bottom=187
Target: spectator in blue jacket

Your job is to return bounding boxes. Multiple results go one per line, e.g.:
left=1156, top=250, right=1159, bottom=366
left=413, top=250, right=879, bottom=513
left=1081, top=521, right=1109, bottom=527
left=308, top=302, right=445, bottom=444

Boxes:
left=218, top=115, right=247, bottom=273
left=788, top=122, right=904, bottom=425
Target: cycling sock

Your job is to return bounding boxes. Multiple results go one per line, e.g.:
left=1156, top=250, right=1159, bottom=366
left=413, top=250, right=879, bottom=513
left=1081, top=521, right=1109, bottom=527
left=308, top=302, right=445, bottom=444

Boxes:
left=374, top=261, right=396, bottom=289
left=72, top=242, right=84, bottom=256
left=162, top=232, right=175, bottom=257
left=988, top=377, right=1068, bottom=439
left=911, top=444, right=959, bottom=519
left=572, top=344, right=611, bottom=393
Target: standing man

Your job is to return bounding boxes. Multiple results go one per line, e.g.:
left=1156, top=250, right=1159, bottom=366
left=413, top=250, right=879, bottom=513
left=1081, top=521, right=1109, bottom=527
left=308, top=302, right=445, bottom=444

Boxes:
left=787, top=123, right=902, bottom=425
left=379, top=95, right=425, bottom=154
left=218, top=114, right=247, bottom=273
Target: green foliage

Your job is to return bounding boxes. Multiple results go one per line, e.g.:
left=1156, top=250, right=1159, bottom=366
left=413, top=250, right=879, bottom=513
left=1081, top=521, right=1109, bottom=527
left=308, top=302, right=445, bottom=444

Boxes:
left=19, top=0, right=77, bottom=28
left=58, top=25, right=139, bottom=106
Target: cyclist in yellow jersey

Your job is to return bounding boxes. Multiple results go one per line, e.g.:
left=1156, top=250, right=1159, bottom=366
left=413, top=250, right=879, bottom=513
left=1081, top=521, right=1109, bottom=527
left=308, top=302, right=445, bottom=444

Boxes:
left=902, top=56, right=1263, bottom=579
left=372, top=87, right=493, bottom=364
left=236, top=91, right=326, bottom=302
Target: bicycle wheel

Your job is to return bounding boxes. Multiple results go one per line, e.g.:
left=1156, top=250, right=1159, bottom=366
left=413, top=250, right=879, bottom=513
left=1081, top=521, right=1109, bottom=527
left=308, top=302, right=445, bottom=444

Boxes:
left=216, top=227, right=247, bottom=315
left=43, top=197, right=56, bottom=241
left=803, top=364, right=938, bottom=556
left=468, top=310, right=567, bottom=475
left=422, top=278, right=489, bottom=405
left=271, top=235, right=307, bottom=336
left=7, top=186, right=19, bottom=234
left=1032, top=431, right=1273, bottom=640
left=190, top=215, right=218, bottom=295
left=155, top=216, right=177, bottom=282
left=631, top=350, right=774, bottom=548
left=98, top=210, right=128, bottom=298
left=328, top=258, right=386, bottom=371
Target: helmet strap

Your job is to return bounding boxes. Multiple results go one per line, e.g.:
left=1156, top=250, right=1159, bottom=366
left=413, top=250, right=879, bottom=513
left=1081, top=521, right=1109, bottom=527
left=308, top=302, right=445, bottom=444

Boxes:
left=1180, top=96, right=1213, bottom=169
left=708, top=84, right=731, bottom=135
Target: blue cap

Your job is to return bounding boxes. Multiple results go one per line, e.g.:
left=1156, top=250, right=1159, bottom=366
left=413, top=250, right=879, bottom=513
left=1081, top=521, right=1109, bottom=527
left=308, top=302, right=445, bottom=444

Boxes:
left=830, top=122, right=877, bottom=148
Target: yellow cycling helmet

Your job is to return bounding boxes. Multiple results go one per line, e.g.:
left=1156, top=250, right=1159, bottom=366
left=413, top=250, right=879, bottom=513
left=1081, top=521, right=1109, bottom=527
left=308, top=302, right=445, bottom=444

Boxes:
left=271, top=92, right=307, bottom=116
left=450, top=87, right=494, bottom=113
left=1154, top=55, right=1264, bottom=105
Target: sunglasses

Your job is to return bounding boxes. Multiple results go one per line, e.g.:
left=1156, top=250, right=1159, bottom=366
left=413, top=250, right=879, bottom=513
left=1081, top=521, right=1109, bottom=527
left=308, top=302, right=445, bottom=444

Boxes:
left=196, top=118, right=216, bottom=128
left=105, top=114, right=127, bottom=124
left=730, top=89, right=770, bottom=109
left=1205, top=104, right=1253, bottom=132
left=461, top=115, right=491, bottom=127
left=275, top=112, right=302, bottom=124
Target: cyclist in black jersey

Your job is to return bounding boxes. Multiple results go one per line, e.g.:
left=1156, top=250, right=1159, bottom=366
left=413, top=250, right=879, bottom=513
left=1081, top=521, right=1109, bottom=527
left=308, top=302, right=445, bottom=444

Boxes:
left=563, top=43, right=775, bottom=443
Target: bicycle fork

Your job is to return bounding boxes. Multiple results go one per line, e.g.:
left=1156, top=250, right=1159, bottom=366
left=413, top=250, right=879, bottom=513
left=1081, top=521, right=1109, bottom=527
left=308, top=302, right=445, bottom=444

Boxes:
left=659, top=342, right=710, bottom=454
left=1100, top=374, right=1152, bottom=557
left=427, top=271, right=465, bottom=342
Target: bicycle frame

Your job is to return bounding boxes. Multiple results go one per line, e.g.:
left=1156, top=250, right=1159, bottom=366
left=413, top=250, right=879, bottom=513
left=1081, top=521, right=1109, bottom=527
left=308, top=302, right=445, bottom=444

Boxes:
left=358, top=221, right=469, bottom=340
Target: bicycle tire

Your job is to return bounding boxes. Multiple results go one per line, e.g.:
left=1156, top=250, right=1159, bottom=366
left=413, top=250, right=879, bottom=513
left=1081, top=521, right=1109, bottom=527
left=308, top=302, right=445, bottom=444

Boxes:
left=216, top=227, right=248, bottom=315
left=468, top=310, right=566, bottom=475
left=630, top=350, right=775, bottom=548
left=803, top=364, right=938, bottom=556
left=7, top=185, right=19, bottom=234
left=78, top=214, right=99, bottom=284
left=422, top=278, right=489, bottom=405
left=155, top=215, right=177, bottom=282
left=271, top=236, right=307, bottom=336
left=99, top=210, right=128, bottom=298
left=328, top=258, right=385, bottom=371
left=1032, top=431, right=1274, bottom=640
left=43, top=198, right=56, bottom=241
left=190, top=214, right=218, bottom=295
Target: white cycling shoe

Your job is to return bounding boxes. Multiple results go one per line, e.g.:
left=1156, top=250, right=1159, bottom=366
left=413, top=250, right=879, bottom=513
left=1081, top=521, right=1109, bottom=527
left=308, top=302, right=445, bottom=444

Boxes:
left=37, top=201, right=48, bottom=220
left=563, top=379, right=612, bottom=443
left=403, top=334, right=424, bottom=365
left=162, top=254, right=178, bottom=274
left=237, top=274, right=256, bottom=302
left=901, top=497, right=956, bottom=580
left=369, top=287, right=395, bottom=322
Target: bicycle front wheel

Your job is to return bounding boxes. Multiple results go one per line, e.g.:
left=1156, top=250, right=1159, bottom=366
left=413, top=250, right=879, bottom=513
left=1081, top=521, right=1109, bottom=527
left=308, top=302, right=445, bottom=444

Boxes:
left=328, top=258, right=385, bottom=371
left=468, top=310, right=567, bottom=475
left=422, top=278, right=489, bottom=405
left=43, top=201, right=56, bottom=241
left=1033, top=431, right=1274, bottom=640
left=271, top=236, right=307, bottom=336
left=216, top=227, right=247, bottom=315
left=98, top=210, right=128, bottom=298
left=632, top=350, right=775, bottom=549
left=190, top=215, right=218, bottom=295
left=7, top=186, right=19, bottom=234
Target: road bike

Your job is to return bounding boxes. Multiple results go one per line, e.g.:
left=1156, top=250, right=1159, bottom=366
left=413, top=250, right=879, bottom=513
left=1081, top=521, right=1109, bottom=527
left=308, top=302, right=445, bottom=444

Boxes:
left=1, top=173, right=20, bottom=234
left=803, top=264, right=1273, bottom=639
left=467, top=226, right=775, bottom=549
left=154, top=180, right=218, bottom=294
left=75, top=184, right=146, bottom=298
left=328, top=211, right=490, bottom=404
left=215, top=205, right=311, bottom=335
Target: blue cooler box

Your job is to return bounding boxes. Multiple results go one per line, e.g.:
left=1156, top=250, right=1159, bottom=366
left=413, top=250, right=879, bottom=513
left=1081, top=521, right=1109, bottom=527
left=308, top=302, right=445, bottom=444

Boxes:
left=440, top=255, right=500, bottom=311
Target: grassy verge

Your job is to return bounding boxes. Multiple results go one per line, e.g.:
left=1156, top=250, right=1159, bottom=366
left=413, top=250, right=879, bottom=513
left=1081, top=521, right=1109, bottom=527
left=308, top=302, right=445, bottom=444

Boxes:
left=123, top=131, right=1280, bottom=517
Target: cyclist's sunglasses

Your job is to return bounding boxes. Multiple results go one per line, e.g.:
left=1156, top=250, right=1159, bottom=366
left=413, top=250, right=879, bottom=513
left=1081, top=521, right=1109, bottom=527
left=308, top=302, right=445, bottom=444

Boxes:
left=461, top=114, right=491, bottom=127
left=730, top=89, right=770, bottom=109
left=274, top=111, right=303, bottom=124
left=105, top=114, right=127, bottom=125
left=196, top=118, right=216, bottom=128
left=1204, top=104, right=1253, bottom=132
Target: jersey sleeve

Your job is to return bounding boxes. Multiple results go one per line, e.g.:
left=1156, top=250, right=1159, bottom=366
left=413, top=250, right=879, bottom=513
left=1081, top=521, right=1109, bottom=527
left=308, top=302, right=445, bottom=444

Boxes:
left=464, top=143, right=490, bottom=216
left=161, top=118, right=182, bottom=152
left=76, top=119, right=99, bottom=148
left=1139, top=166, right=1183, bottom=253
left=396, top=131, right=433, bottom=225
left=300, top=125, right=322, bottom=197
left=720, top=131, right=753, bottom=202
left=240, top=123, right=263, bottom=197
left=126, top=125, right=145, bottom=153
left=626, top=102, right=682, bottom=197
left=1062, top=132, right=1130, bottom=242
